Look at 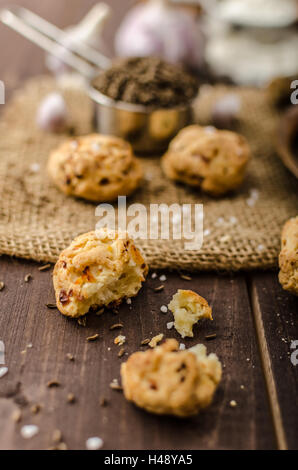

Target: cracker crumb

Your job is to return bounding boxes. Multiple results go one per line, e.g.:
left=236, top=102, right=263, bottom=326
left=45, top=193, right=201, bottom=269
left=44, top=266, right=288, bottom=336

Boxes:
left=114, top=335, right=126, bottom=346
left=149, top=333, right=164, bottom=348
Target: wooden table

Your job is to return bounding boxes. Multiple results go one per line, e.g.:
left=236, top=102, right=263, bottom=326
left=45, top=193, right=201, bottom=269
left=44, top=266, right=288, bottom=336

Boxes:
left=0, top=0, right=297, bottom=451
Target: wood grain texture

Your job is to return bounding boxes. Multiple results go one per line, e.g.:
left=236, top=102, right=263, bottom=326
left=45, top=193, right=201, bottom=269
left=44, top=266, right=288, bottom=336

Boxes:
left=250, top=273, right=298, bottom=450
left=0, top=256, right=276, bottom=450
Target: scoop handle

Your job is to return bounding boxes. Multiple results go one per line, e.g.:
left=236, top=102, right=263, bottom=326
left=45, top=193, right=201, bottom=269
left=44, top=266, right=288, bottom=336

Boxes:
left=0, top=5, right=111, bottom=79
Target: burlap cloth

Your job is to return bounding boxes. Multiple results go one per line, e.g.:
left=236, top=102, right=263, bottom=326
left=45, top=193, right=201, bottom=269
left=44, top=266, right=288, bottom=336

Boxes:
left=0, top=76, right=297, bottom=271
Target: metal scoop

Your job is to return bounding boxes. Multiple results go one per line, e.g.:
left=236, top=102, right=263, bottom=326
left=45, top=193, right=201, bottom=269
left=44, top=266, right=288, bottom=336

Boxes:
left=0, top=5, right=193, bottom=153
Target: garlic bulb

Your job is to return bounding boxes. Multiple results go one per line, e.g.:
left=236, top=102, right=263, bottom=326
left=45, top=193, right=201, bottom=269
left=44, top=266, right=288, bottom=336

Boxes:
left=36, top=92, right=68, bottom=133
left=115, top=0, right=204, bottom=70
left=46, top=3, right=110, bottom=76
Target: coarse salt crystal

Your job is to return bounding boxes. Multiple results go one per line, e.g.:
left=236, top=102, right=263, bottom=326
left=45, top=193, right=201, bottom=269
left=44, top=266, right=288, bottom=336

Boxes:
left=126, top=298, right=132, bottom=305
left=160, top=305, right=168, bottom=313
left=167, top=322, right=174, bottom=329
left=179, top=344, right=186, bottom=350
left=30, top=163, right=40, bottom=173
left=21, top=425, right=39, bottom=439
left=257, top=244, right=265, bottom=252
left=159, top=275, right=166, bottom=282
left=86, top=437, right=104, bottom=450
left=204, top=229, right=210, bottom=237
left=0, top=367, right=8, bottom=378
left=229, top=216, right=238, bottom=225
left=151, top=273, right=157, bottom=279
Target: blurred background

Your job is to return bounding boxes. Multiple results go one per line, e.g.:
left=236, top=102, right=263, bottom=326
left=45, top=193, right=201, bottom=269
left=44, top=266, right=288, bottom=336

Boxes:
left=1, top=0, right=297, bottom=93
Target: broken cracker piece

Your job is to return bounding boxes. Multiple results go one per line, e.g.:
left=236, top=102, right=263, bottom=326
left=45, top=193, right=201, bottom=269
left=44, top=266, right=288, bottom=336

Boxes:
left=168, top=289, right=212, bottom=338
left=149, top=333, right=164, bottom=348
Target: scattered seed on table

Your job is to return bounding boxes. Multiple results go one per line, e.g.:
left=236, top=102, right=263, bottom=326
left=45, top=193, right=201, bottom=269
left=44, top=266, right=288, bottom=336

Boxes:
left=31, top=404, right=41, bottom=414
left=205, top=334, right=217, bottom=341
left=67, top=393, right=76, bottom=404
left=38, top=264, right=51, bottom=271
left=140, top=338, right=150, bottom=346
left=86, top=333, right=99, bottom=342
left=230, top=400, right=237, bottom=408
left=99, top=397, right=108, bottom=407
left=179, top=274, right=192, bottom=281
left=118, top=347, right=125, bottom=358
left=66, top=353, right=74, bottom=361
left=153, top=285, right=164, bottom=292
left=96, top=308, right=105, bottom=316
left=52, top=429, right=62, bottom=443
left=12, top=409, right=22, bottom=423
left=46, top=303, right=57, bottom=309
left=24, top=274, right=32, bottom=283
left=77, top=317, right=87, bottom=327
left=110, top=379, right=122, bottom=391
left=0, top=282, right=5, bottom=291
left=109, top=323, right=124, bottom=331
left=47, top=380, right=60, bottom=388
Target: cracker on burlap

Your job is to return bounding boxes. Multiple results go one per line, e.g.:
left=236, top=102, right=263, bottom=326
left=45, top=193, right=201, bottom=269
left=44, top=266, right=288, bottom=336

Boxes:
left=0, top=77, right=296, bottom=270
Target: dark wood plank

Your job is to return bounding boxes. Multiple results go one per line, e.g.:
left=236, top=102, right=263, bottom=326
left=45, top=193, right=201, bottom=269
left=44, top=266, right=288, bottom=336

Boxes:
left=0, top=256, right=275, bottom=449
left=250, top=272, right=298, bottom=450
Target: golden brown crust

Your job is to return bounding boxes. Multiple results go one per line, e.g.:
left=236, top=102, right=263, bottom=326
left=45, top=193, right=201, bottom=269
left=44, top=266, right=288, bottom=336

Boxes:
left=53, top=229, right=148, bottom=317
left=47, top=134, right=143, bottom=202
left=278, top=216, right=298, bottom=295
left=121, top=339, right=222, bottom=417
left=162, top=125, right=250, bottom=196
